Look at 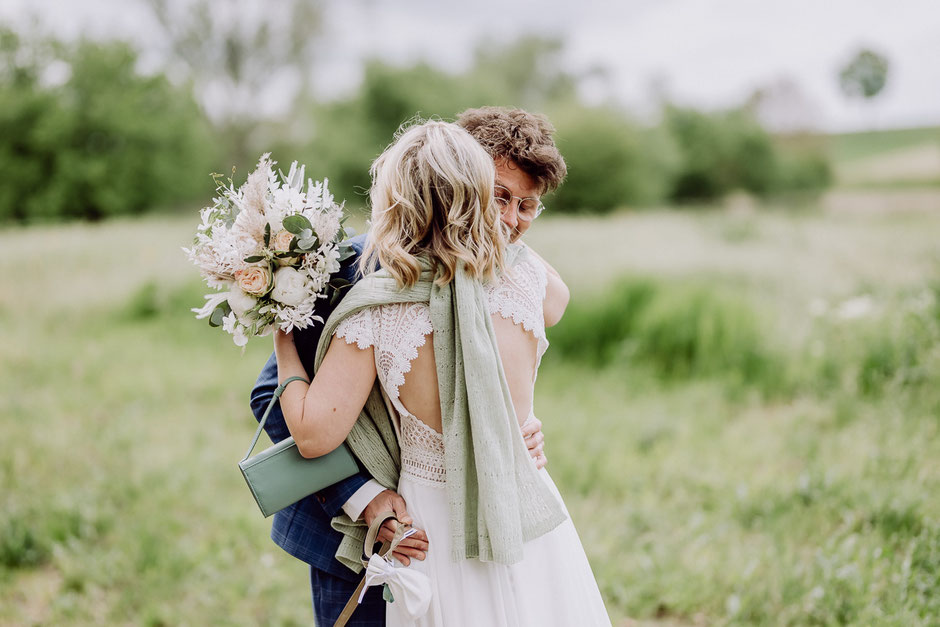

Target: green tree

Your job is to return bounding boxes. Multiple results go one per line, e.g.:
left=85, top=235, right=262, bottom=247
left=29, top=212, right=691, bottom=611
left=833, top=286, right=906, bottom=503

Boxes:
left=665, top=106, right=779, bottom=201
left=839, top=48, right=890, bottom=101
left=282, top=36, right=583, bottom=210
left=550, top=107, right=679, bottom=213
left=0, top=29, right=217, bottom=222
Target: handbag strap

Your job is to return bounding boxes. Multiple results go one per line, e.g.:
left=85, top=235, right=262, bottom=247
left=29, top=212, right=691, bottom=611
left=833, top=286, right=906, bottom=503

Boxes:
left=333, top=510, right=413, bottom=627
left=242, top=375, right=309, bottom=462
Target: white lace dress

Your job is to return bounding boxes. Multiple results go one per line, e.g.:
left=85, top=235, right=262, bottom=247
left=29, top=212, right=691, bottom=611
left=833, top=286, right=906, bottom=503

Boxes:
left=335, top=257, right=611, bottom=627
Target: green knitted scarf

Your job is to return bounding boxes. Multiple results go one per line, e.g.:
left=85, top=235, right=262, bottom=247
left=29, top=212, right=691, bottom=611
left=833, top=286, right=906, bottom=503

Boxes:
left=314, top=245, right=566, bottom=573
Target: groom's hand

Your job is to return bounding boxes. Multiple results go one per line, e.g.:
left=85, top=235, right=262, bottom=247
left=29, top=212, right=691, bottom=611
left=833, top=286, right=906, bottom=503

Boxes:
left=522, top=417, right=547, bottom=469
left=363, top=489, right=429, bottom=566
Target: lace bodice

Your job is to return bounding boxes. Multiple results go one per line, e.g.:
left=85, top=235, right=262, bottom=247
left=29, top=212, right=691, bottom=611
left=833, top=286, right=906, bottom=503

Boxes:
left=334, top=255, right=549, bottom=485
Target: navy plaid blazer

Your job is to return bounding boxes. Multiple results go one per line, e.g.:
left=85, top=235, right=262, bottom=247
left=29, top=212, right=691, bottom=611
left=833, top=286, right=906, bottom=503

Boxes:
left=249, top=234, right=372, bottom=583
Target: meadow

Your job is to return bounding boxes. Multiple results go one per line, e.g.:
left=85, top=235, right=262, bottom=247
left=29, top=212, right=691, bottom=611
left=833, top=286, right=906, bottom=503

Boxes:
left=1, top=188, right=939, bottom=625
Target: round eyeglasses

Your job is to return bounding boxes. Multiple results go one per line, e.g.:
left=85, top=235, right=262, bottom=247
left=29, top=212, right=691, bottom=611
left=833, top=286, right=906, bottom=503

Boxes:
left=493, top=184, right=544, bottom=222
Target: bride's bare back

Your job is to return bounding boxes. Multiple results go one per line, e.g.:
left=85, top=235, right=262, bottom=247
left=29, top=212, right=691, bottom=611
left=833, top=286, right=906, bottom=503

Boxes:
left=397, top=309, right=539, bottom=434
left=390, top=250, right=566, bottom=434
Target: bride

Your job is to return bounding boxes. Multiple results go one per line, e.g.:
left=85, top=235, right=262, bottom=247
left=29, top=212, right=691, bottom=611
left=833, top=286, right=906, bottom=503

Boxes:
left=273, top=120, right=611, bottom=626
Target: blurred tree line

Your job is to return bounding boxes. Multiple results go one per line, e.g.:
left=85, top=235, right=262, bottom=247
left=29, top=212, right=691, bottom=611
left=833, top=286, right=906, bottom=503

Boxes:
left=0, top=21, right=831, bottom=223
left=0, top=27, right=217, bottom=222
left=276, top=35, right=832, bottom=214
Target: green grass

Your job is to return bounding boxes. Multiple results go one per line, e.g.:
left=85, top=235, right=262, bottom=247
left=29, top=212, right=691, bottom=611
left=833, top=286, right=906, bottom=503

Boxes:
left=2, top=198, right=940, bottom=625
left=827, top=126, right=940, bottom=164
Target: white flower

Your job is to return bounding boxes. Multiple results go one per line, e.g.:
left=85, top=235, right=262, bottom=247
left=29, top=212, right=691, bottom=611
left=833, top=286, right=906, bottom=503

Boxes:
left=311, top=209, right=341, bottom=244
left=228, top=288, right=257, bottom=320
left=318, top=246, right=341, bottom=275
left=271, top=266, right=308, bottom=306
left=221, top=311, right=239, bottom=334
left=192, top=290, right=231, bottom=319
left=187, top=154, right=346, bottom=347
left=232, top=325, right=249, bottom=347
left=222, top=312, right=249, bottom=347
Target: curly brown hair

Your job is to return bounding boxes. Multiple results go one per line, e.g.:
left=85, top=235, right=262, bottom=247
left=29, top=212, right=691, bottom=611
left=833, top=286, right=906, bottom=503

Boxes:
left=456, top=106, right=567, bottom=194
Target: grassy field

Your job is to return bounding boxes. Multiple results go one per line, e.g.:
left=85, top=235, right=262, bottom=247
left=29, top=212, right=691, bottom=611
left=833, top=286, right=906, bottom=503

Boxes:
left=827, top=126, right=940, bottom=188
left=1, top=190, right=939, bottom=625
left=827, top=126, right=940, bottom=163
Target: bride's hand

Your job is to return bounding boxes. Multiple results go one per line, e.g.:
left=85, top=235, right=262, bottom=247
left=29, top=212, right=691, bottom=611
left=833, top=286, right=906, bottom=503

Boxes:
left=521, top=417, right=547, bottom=470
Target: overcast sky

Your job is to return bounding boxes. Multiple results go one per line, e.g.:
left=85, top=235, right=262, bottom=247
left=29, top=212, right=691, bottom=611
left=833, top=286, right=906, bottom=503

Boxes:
left=3, top=0, right=939, bottom=132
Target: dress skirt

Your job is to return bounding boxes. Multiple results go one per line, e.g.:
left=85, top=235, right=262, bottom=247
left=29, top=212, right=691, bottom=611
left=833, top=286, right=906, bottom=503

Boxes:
left=387, top=468, right=612, bottom=627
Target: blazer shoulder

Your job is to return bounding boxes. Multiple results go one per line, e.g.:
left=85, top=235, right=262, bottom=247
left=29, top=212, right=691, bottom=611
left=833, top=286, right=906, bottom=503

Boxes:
left=347, top=233, right=368, bottom=254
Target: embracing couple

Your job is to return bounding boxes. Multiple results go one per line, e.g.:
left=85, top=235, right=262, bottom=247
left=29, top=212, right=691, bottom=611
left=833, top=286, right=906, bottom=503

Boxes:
left=250, top=107, right=611, bottom=626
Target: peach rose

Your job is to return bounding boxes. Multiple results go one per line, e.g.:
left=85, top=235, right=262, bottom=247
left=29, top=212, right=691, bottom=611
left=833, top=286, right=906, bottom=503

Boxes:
left=235, top=265, right=272, bottom=296
left=271, top=229, right=299, bottom=266
left=272, top=229, right=294, bottom=251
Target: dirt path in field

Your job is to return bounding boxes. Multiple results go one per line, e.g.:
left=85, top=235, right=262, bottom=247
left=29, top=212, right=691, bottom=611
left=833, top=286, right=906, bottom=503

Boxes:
left=823, top=187, right=940, bottom=213
left=836, top=143, right=940, bottom=186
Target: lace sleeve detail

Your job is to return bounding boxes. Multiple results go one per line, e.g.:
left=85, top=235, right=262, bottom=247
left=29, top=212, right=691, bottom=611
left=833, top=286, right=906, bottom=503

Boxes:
left=333, top=307, right=375, bottom=349
left=373, top=303, right=433, bottom=400
left=485, top=256, right=548, bottom=338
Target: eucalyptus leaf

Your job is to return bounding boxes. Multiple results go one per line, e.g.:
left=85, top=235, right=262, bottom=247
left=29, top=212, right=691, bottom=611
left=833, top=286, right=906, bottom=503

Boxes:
left=243, top=255, right=265, bottom=263
left=283, top=214, right=312, bottom=234
left=209, top=306, right=226, bottom=328
left=337, top=248, right=356, bottom=262
left=298, top=236, right=317, bottom=249
left=263, top=223, right=271, bottom=247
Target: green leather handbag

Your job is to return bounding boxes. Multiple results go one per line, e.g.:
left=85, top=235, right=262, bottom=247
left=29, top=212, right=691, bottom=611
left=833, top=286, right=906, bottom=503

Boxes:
left=239, top=376, right=360, bottom=517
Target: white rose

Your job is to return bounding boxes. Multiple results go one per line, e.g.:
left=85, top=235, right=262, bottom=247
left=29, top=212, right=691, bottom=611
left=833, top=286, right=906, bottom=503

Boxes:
left=270, top=266, right=308, bottom=306
left=227, top=289, right=257, bottom=320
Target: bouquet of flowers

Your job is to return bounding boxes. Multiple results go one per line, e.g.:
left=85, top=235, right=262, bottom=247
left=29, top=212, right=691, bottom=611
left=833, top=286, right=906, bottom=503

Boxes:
left=185, top=154, right=354, bottom=346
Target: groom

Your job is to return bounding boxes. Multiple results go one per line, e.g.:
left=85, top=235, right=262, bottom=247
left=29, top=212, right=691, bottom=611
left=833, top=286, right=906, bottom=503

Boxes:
left=249, top=106, right=569, bottom=625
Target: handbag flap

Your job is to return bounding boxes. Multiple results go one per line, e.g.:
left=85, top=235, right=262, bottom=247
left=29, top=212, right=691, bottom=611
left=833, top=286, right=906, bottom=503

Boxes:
left=239, top=438, right=360, bottom=517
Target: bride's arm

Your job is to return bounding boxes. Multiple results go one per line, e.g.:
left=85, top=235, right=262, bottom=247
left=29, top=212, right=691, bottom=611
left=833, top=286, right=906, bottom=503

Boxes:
left=523, top=245, right=569, bottom=327
left=273, top=330, right=377, bottom=458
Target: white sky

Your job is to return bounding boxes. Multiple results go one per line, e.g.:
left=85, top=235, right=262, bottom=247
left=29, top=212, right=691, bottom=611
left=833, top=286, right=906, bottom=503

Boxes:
left=3, top=0, right=939, bottom=132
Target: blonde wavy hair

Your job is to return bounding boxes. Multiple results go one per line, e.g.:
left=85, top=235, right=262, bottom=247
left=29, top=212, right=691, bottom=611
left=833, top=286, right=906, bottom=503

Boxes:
left=360, top=121, right=505, bottom=287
